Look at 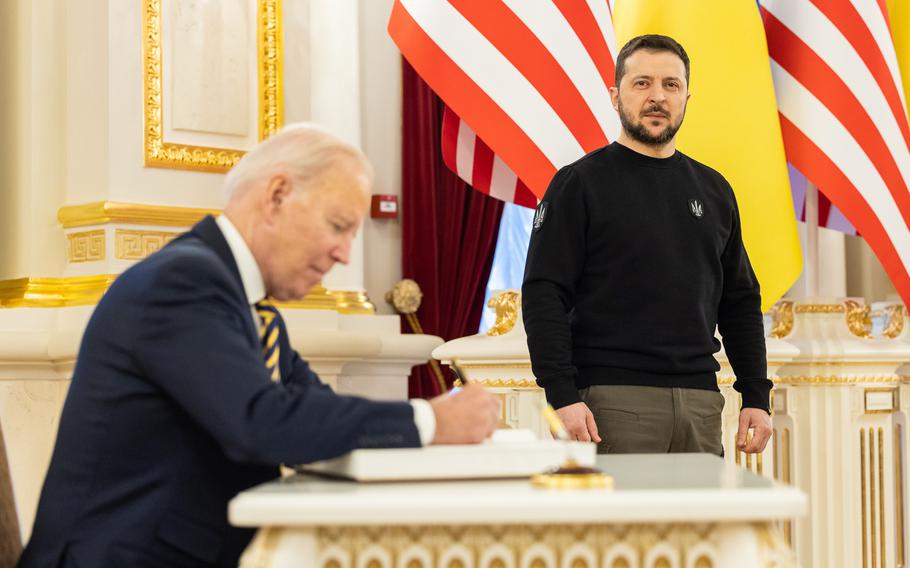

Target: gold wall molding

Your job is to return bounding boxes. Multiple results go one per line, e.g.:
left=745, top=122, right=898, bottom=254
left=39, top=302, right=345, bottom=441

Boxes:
left=0, top=277, right=369, bottom=313
left=258, top=0, right=283, bottom=140
left=775, top=375, right=901, bottom=386
left=327, top=290, right=375, bottom=315
left=115, top=229, right=180, bottom=260
left=67, top=230, right=106, bottom=263
left=59, top=202, right=219, bottom=229
left=142, top=0, right=283, bottom=173
left=794, top=303, right=846, bottom=314
left=0, top=275, right=118, bottom=308
left=895, top=424, right=905, bottom=568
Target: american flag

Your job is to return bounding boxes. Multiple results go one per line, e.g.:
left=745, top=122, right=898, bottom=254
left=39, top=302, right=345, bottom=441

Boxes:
left=761, top=0, right=910, bottom=304
left=389, top=0, right=622, bottom=205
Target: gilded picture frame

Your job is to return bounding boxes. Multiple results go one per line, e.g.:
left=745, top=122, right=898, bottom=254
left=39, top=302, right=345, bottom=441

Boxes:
left=142, top=0, right=283, bottom=173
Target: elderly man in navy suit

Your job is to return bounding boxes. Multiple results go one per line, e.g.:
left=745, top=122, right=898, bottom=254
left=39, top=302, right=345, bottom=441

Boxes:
left=19, top=124, right=498, bottom=568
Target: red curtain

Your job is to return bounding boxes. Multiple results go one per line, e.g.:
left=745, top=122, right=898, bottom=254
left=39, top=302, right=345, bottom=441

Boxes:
left=401, top=59, right=505, bottom=399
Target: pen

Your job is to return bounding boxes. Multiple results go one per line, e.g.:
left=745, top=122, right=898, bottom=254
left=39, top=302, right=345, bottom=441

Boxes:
left=541, top=401, right=571, bottom=441
left=449, top=361, right=468, bottom=394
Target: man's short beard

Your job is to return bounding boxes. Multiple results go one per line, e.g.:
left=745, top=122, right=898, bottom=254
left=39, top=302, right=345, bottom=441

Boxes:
left=618, top=99, right=685, bottom=147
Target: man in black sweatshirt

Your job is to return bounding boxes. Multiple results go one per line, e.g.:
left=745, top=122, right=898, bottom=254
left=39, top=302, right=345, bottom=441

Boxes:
left=522, top=34, right=772, bottom=456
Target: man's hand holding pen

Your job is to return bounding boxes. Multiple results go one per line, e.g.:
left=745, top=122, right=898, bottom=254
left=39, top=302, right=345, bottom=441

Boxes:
left=429, top=384, right=499, bottom=444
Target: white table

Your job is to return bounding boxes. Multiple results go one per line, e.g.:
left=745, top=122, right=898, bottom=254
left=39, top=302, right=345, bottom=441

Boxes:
left=231, top=453, right=807, bottom=568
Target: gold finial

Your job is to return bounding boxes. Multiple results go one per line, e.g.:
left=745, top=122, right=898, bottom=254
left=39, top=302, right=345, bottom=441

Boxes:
left=486, top=290, right=520, bottom=336
left=385, top=279, right=423, bottom=315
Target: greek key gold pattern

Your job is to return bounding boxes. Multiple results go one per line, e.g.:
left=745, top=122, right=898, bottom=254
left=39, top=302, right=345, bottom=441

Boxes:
left=115, top=230, right=179, bottom=260
left=310, top=524, right=757, bottom=568
left=67, top=230, right=106, bottom=263
left=142, top=0, right=283, bottom=173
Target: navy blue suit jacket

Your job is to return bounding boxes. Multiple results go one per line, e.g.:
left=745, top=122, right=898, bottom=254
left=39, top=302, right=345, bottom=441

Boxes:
left=19, top=216, right=420, bottom=567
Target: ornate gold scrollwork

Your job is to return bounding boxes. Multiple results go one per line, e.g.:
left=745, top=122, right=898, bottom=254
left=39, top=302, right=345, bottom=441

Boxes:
left=844, top=299, right=873, bottom=338
left=769, top=300, right=794, bottom=339
left=486, top=291, right=520, bottom=336
left=881, top=304, right=906, bottom=339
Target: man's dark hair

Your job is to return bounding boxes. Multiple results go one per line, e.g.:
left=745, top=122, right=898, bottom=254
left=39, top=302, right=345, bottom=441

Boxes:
left=614, top=34, right=690, bottom=87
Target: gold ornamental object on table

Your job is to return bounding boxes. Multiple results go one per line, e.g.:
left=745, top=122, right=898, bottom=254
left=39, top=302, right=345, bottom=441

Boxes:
left=385, top=279, right=448, bottom=393
left=530, top=402, right=613, bottom=490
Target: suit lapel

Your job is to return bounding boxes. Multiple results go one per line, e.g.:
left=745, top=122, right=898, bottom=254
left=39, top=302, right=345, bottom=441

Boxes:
left=190, top=216, right=260, bottom=345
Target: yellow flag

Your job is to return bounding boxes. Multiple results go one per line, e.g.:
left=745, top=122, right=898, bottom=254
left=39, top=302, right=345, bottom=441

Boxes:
left=888, top=0, right=910, bottom=124
left=612, top=0, right=802, bottom=313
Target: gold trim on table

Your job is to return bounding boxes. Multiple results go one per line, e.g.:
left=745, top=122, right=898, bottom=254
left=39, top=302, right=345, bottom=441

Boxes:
left=473, top=378, right=539, bottom=389
left=59, top=202, right=219, bottom=229
left=142, top=0, right=283, bottom=173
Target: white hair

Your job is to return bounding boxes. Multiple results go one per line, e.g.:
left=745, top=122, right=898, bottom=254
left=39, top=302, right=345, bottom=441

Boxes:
left=223, top=122, right=373, bottom=201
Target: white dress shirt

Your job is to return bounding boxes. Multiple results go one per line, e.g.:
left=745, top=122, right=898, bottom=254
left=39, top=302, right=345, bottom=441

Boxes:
left=214, top=215, right=436, bottom=445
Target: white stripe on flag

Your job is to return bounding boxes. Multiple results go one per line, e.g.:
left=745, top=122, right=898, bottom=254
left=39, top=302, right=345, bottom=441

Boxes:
left=772, top=61, right=910, bottom=267
left=501, top=0, right=620, bottom=140
left=399, top=0, right=584, bottom=166
left=764, top=0, right=910, bottom=189
left=455, top=119, right=477, bottom=184
left=490, top=155, right=519, bottom=202
left=587, top=0, right=618, bottom=55
left=848, top=0, right=909, bottom=112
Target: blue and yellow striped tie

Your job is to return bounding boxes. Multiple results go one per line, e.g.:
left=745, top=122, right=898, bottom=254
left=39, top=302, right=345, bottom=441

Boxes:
left=255, top=300, right=281, bottom=382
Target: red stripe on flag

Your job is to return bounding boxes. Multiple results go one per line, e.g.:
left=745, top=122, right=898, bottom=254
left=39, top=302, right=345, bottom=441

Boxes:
left=807, top=0, right=910, bottom=147
left=389, top=1, right=557, bottom=196
left=764, top=10, right=910, bottom=226
left=471, top=137, right=495, bottom=195
left=513, top=179, right=539, bottom=208
left=554, top=0, right=616, bottom=91
left=447, top=0, right=607, bottom=150
left=781, top=115, right=910, bottom=302
left=441, top=106, right=460, bottom=174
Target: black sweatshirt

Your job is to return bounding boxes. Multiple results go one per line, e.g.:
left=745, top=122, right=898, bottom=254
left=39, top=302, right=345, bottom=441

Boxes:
left=522, top=142, right=771, bottom=413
